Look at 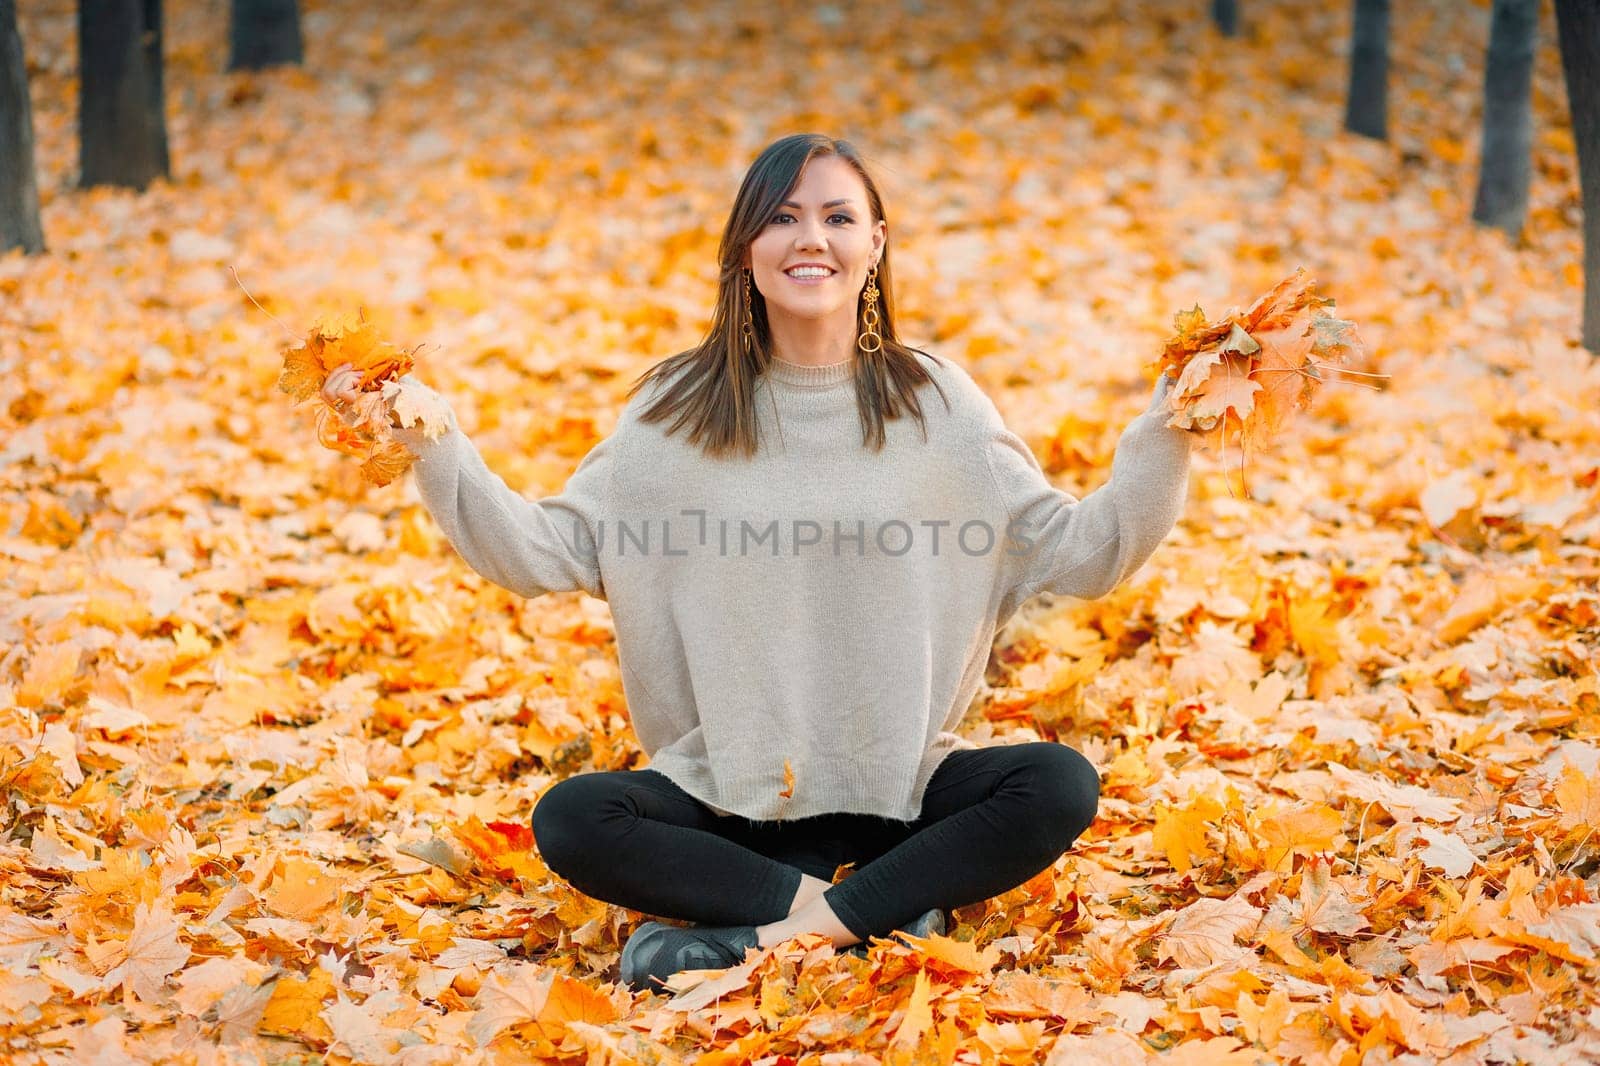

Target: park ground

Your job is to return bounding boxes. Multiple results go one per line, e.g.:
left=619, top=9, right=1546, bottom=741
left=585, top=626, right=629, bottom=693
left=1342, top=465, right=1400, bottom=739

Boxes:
left=1, top=0, right=1597, bottom=1062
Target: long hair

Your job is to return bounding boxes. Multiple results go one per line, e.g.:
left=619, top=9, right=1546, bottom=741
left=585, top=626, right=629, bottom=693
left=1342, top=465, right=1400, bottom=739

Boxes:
left=624, top=134, right=950, bottom=459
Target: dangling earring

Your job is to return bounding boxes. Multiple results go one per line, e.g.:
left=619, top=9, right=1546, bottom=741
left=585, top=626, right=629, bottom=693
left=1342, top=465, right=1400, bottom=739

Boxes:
left=742, top=268, right=756, bottom=352
left=857, top=264, right=883, bottom=354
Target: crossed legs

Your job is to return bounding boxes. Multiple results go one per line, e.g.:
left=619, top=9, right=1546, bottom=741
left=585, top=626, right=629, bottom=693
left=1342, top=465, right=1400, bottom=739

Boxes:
left=530, top=741, right=1101, bottom=950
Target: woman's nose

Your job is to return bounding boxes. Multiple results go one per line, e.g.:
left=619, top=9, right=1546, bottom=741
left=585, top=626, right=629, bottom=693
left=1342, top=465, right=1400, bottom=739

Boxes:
left=794, top=221, right=827, bottom=250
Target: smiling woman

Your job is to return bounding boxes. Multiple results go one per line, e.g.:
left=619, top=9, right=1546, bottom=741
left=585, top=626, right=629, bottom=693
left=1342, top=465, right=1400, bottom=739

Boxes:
left=389, top=132, right=1198, bottom=994
left=626, top=133, right=947, bottom=458
left=744, top=155, right=885, bottom=365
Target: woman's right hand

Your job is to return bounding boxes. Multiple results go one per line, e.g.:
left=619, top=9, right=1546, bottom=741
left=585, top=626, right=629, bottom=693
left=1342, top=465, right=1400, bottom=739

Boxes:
left=321, top=362, right=365, bottom=425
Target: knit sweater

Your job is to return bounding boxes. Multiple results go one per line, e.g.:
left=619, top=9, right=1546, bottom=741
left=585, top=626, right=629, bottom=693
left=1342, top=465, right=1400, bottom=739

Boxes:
left=388, top=353, right=1193, bottom=822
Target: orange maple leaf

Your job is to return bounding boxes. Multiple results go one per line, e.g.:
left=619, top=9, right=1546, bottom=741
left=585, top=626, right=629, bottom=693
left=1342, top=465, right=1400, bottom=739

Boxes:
left=276, top=313, right=415, bottom=400
left=1156, top=267, right=1377, bottom=464
left=536, top=974, right=620, bottom=1034
left=277, top=313, right=448, bottom=486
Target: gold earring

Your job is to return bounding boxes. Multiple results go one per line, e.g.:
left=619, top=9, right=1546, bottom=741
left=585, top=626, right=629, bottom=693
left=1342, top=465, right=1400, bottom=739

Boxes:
left=857, top=264, right=882, bottom=354
left=742, top=267, right=755, bottom=350
left=742, top=269, right=755, bottom=351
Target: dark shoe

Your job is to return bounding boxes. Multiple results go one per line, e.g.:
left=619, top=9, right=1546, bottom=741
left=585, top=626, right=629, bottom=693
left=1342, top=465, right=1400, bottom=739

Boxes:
left=619, top=921, right=761, bottom=992
left=846, top=907, right=947, bottom=958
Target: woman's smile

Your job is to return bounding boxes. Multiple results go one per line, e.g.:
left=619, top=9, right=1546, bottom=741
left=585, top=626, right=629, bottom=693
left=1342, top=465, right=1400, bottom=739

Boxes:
left=783, top=263, right=836, bottom=284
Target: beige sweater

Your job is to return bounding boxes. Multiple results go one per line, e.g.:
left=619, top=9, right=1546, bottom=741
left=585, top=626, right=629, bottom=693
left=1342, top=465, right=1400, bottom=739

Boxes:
left=389, top=354, right=1193, bottom=821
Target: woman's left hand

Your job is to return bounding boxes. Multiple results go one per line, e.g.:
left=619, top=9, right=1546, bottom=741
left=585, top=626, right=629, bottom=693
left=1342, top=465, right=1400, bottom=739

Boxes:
left=1146, top=369, right=1178, bottom=414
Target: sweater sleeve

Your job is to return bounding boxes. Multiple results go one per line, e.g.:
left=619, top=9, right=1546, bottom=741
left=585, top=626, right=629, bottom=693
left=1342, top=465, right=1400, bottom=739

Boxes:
left=387, top=375, right=614, bottom=601
left=984, top=376, right=1193, bottom=616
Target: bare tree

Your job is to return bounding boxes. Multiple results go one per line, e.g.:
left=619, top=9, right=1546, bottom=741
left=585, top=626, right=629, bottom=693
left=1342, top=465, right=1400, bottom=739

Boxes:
left=1, top=0, right=42, bottom=253
left=79, top=0, right=169, bottom=190
left=1212, top=0, right=1239, bottom=37
left=229, top=0, right=302, bottom=71
left=1344, top=0, right=1390, bottom=140
left=1556, top=0, right=1600, bottom=352
left=1471, top=0, right=1539, bottom=238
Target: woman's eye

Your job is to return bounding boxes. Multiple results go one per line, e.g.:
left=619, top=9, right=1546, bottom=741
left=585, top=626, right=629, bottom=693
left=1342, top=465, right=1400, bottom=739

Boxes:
left=770, top=212, right=855, bottom=224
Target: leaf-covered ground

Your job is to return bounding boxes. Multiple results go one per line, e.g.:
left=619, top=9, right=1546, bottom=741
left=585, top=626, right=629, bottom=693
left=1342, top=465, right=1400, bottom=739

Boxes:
left=3, top=0, right=1597, bottom=1062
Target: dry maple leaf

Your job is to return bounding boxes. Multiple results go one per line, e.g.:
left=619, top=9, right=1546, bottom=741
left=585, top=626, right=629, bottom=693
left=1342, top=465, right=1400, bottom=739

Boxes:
left=276, top=313, right=451, bottom=487
left=1264, top=858, right=1370, bottom=939
left=1156, top=267, right=1377, bottom=471
left=102, top=901, right=191, bottom=1003
left=260, top=856, right=343, bottom=922
left=467, top=965, right=553, bottom=1047
left=890, top=969, right=934, bottom=1049
left=1152, top=794, right=1223, bottom=875
left=897, top=930, right=1002, bottom=974
left=276, top=311, right=415, bottom=401
left=258, top=969, right=337, bottom=1044
left=1156, top=894, right=1262, bottom=969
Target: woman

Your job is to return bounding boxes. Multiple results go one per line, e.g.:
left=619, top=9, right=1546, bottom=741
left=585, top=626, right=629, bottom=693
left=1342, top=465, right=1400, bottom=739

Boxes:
left=326, top=133, right=1195, bottom=992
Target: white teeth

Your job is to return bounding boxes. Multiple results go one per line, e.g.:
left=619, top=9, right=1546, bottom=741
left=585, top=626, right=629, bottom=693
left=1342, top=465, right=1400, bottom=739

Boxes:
left=786, top=267, right=831, bottom=278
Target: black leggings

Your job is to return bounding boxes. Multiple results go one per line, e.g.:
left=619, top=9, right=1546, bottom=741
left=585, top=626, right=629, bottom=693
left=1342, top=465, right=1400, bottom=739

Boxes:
left=530, top=742, right=1100, bottom=939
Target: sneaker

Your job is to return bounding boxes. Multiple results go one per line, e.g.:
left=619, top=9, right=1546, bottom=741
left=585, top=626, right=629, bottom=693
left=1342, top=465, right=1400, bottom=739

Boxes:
left=619, top=921, right=761, bottom=992
left=846, top=907, right=947, bottom=958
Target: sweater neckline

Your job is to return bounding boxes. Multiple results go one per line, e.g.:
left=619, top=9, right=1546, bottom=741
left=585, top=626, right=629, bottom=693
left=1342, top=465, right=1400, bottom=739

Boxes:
left=765, top=356, right=855, bottom=388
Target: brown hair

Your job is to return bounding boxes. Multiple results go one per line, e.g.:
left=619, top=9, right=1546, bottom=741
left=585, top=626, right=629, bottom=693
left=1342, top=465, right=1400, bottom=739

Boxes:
left=624, top=133, right=950, bottom=459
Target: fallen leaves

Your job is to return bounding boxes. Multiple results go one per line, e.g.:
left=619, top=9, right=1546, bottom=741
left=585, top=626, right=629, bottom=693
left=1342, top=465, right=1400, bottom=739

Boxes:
left=466, top=965, right=622, bottom=1049
left=2, top=0, right=1596, bottom=1061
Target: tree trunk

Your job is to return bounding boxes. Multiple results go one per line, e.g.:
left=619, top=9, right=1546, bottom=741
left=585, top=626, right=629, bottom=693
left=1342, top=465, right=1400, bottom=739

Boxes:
left=228, top=0, right=301, bottom=70
left=1, top=0, right=43, bottom=253
left=1556, top=0, right=1600, bottom=353
left=1212, top=0, right=1239, bottom=37
left=78, top=0, right=169, bottom=190
left=1472, top=0, right=1539, bottom=238
left=1344, top=0, right=1390, bottom=140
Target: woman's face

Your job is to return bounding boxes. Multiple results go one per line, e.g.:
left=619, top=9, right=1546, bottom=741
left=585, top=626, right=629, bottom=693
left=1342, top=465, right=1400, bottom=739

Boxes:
left=744, top=155, right=887, bottom=330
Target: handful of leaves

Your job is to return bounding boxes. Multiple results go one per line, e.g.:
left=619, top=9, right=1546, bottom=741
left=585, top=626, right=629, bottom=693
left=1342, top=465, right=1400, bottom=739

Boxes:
left=276, top=313, right=452, bottom=486
left=1157, top=268, right=1377, bottom=457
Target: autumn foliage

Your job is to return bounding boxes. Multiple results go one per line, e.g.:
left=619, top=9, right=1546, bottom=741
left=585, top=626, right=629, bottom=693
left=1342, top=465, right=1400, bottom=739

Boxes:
left=276, top=314, right=451, bottom=486
left=2, top=0, right=1596, bottom=1063
left=1157, top=268, right=1375, bottom=459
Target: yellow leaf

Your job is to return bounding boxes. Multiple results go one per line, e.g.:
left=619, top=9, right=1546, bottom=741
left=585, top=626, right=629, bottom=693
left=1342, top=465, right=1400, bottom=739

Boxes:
left=1554, top=765, right=1600, bottom=833
left=891, top=969, right=933, bottom=1049
left=536, top=973, right=619, bottom=1036
left=75, top=848, right=157, bottom=908
left=359, top=436, right=417, bottom=487
left=276, top=343, right=326, bottom=403
left=1254, top=804, right=1345, bottom=872
left=1152, top=795, right=1223, bottom=875
left=756, top=973, right=798, bottom=1026
left=1258, top=928, right=1316, bottom=972
left=1287, top=594, right=1341, bottom=668
left=899, top=931, right=1000, bottom=974
left=261, top=857, right=343, bottom=922
left=16, top=643, right=83, bottom=709
left=259, top=969, right=336, bottom=1043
